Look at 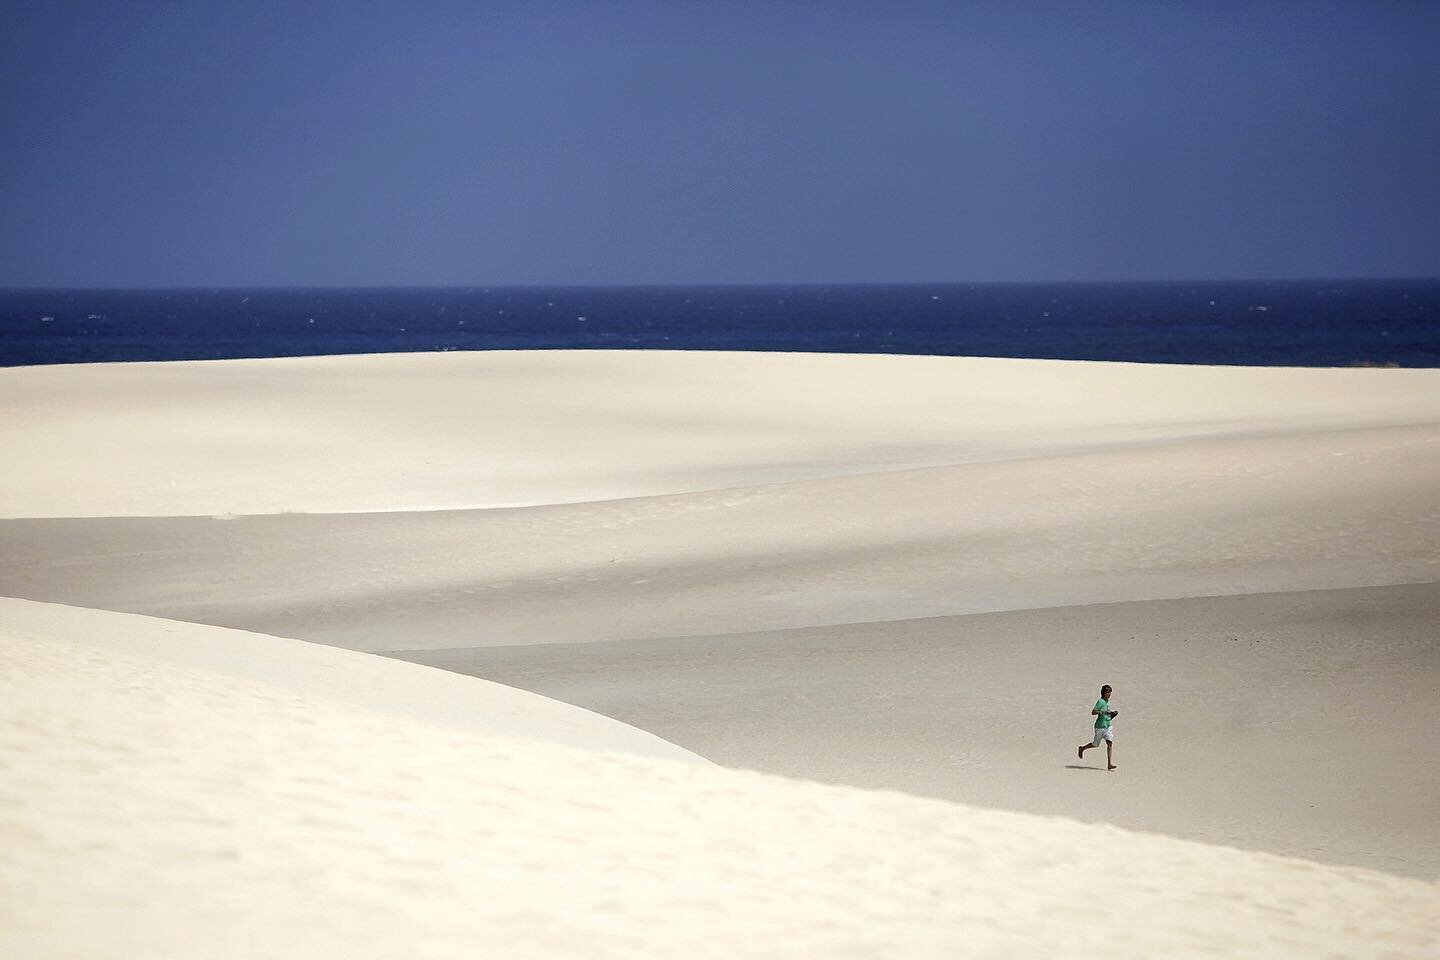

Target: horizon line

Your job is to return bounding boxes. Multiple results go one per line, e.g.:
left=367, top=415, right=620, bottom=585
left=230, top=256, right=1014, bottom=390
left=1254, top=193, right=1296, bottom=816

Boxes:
left=2, top=274, right=1438, bottom=293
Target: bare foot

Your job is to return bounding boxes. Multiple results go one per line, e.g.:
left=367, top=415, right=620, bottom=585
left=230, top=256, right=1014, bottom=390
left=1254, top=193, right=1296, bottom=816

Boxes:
left=1107, top=764, right=1117, bottom=771
left=1077, top=746, right=1084, bottom=759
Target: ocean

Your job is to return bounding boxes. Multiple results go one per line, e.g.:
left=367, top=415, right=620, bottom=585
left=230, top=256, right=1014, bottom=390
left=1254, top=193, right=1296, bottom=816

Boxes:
left=2, top=279, right=1437, bottom=367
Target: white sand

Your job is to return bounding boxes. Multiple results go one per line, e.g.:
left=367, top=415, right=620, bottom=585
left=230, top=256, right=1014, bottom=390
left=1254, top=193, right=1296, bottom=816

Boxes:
left=4, top=597, right=1437, bottom=959
left=395, top=582, right=1440, bottom=876
left=4, top=349, right=1440, bottom=951
left=0, top=598, right=703, bottom=764
left=5, top=419, right=1435, bottom=650
left=4, top=350, right=1439, bottom=518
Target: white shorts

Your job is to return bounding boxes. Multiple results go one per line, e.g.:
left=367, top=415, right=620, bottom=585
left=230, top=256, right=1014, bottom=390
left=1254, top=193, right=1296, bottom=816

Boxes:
left=1091, top=727, right=1114, bottom=745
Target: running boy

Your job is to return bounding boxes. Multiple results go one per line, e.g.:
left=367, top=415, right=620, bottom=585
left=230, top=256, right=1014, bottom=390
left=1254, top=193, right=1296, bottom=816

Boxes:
left=1078, top=683, right=1118, bottom=770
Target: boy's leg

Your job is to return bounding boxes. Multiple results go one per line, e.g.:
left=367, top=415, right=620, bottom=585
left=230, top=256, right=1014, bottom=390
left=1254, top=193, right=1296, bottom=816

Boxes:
left=1106, top=739, right=1115, bottom=770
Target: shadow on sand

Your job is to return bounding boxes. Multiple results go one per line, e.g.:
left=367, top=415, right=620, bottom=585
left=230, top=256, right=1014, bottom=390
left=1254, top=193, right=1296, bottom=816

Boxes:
left=1064, top=764, right=1103, bottom=772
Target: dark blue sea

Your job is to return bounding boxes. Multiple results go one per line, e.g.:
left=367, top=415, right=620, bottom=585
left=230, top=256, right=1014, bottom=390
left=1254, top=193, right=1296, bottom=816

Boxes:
left=2, top=279, right=1438, bottom=368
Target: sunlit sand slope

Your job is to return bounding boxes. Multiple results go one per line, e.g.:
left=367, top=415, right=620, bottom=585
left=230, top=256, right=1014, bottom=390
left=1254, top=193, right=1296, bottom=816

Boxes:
left=0, top=598, right=702, bottom=763
left=5, top=350, right=1439, bottom=518
left=4, top=598, right=1436, bottom=960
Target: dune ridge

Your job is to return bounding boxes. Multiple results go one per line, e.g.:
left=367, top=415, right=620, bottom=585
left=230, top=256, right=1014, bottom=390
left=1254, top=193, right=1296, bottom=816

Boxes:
left=0, top=598, right=703, bottom=763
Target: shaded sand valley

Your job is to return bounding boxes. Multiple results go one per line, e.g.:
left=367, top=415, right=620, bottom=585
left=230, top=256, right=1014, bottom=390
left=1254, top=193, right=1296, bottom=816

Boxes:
left=394, top=583, right=1440, bottom=876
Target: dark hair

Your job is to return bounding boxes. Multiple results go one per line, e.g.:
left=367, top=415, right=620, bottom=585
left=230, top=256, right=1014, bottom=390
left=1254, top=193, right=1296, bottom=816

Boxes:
left=1100, top=684, right=1112, bottom=695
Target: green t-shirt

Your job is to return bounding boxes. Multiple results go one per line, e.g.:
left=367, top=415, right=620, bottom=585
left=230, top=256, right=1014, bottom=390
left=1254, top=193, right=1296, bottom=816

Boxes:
left=1094, top=698, right=1112, bottom=729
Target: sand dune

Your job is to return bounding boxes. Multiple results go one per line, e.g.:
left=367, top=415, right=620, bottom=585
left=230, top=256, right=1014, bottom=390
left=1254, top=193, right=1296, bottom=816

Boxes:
left=5, top=598, right=1437, bottom=959
left=3, top=420, right=1436, bottom=651
left=5, top=350, right=1439, bottom=518
left=0, top=598, right=702, bottom=763
left=5, top=348, right=1439, bottom=950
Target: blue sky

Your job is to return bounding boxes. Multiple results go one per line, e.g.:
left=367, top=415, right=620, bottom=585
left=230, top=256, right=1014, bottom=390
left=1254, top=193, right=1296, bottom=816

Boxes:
left=2, top=1, right=1437, bottom=285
